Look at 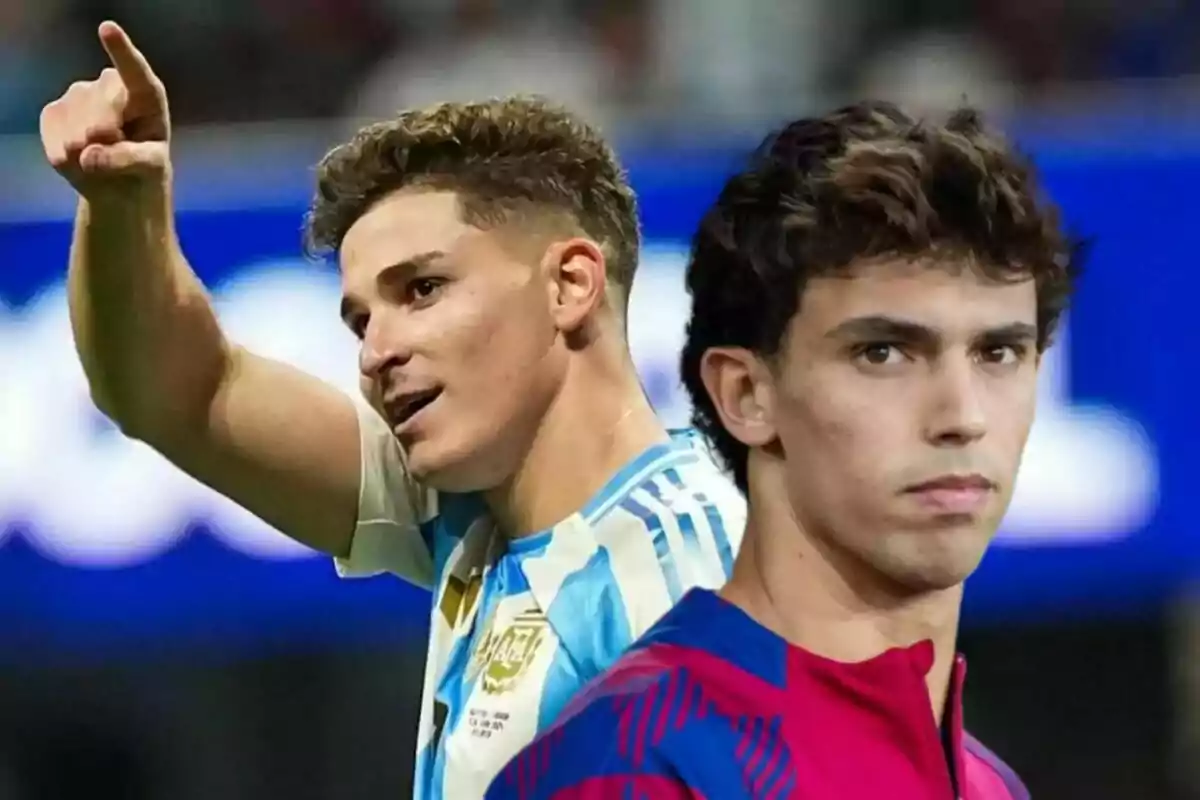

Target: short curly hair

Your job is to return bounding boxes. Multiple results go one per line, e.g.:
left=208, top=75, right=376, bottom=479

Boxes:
left=681, top=101, right=1084, bottom=491
left=304, top=96, right=641, bottom=304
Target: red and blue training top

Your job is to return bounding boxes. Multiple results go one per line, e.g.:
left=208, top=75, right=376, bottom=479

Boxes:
left=487, top=589, right=1028, bottom=800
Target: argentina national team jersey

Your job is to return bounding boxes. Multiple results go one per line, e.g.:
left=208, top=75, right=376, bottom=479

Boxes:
left=337, top=402, right=746, bottom=800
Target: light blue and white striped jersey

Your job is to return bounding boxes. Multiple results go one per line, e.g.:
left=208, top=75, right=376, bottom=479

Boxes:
left=338, top=403, right=746, bottom=800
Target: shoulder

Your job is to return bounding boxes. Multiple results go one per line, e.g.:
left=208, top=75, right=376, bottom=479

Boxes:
left=486, top=647, right=695, bottom=800
left=639, top=430, right=746, bottom=555
left=659, top=428, right=746, bottom=515
left=588, top=429, right=743, bottom=524
left=962, top=733, right=1031, bottom=800
left=553, top=606, right=767, bottom=750
left=488, top=628, right=771, bottom=800
left=580, top=433, right=745, bottom=626
left=557, top=641, right=693, bottom=720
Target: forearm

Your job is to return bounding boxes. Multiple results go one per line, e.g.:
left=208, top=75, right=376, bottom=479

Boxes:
left=67, top=185, right=229, bottom=443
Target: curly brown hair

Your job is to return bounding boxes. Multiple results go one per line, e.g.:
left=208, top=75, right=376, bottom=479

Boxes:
left=303, top=96, right=641, bottom=306
left=681, top=101, right=1084, bottom=490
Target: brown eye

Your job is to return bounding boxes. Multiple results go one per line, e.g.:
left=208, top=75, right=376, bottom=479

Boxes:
left=979, top=344, right=1025, bottom=366
left=407, top=278, right=444, bottom=304
left=856, top=343, right=905, bottom=366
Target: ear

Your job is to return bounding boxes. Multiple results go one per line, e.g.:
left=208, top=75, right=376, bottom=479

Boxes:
left=699, top=347, right=778, bottom=448
left=542, top=237, right=607, bottom=332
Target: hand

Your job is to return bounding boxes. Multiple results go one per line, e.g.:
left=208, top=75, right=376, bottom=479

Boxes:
left=40, top=21, right=172, bottom=200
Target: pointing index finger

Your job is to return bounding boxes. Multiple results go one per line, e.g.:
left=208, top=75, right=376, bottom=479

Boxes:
left=98, top=21, right=158, bottom=94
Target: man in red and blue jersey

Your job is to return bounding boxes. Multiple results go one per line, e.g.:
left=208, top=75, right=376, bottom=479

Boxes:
left=488, top=101, right=1082, bottom=799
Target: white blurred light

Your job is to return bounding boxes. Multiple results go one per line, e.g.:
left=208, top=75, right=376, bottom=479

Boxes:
left=0, top=247, right=1160, bottom=566
left=0, top=297, right=15, bottom=550
left=1002, top=322, right=1158, bottom=540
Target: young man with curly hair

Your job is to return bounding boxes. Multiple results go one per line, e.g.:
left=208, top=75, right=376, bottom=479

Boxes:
left=489, top=100, right=1081, bottom=800
left=40, top=22, right=744, bottom=799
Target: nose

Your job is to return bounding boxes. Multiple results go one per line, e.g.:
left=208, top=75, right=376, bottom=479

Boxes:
left=923, top=357, right=987, bottom=447
left=359, top=312, right=412, bottom=380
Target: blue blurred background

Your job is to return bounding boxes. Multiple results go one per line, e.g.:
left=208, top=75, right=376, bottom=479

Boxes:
left=2, top=1, right=1199, bottom=798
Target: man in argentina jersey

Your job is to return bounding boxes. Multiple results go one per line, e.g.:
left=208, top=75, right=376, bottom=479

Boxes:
left=47, top=35, right=745, bottom=800
left=320, top=99, right=747, bottom=799
left=344, top=412, right=742, bottom=798
left=489, top=101, right=1078, bottom=798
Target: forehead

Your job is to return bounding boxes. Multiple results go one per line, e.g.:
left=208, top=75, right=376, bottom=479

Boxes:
left=795, top=257, right=1037, bottom=336
left=339, top=189, right=471, bottom=273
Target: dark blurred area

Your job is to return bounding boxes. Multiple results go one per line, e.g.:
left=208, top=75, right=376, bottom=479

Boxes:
left=3, top=2, right=1198, bottom=799
left=0, top=622, right=1183, bottom=799
left=5, top=0, right=1200, bottom=134
left=0, top=646, right=427, bottom=800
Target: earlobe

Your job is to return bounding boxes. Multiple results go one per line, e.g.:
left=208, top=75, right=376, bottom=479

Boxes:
left=699, top=348, right=777, bottom=448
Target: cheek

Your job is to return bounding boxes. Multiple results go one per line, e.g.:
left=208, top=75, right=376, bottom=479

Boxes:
left=774, top=381, right=919, bottom=537
left=984, top=366, right=1038, bottom=427
left=989, top=384, right=1037, bottom=461
left=1011, top=397, right=1037, bottom=445
left=432, top=287, right=557, bottom=387
left=418, top=287, right=506, bottom=362
left=780, top=373, right=905, bottom=468
left=777, top=390, right=888, bottom=497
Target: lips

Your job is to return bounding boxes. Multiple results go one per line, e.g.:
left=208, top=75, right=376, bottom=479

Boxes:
left=383, top=388, right=442, bottom=429
left=905, top=474, right=994, bottom=493
left=904, top=474, right=995, bottom=515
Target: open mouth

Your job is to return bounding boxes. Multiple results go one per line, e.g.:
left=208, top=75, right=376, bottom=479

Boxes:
left=386, top=388, right=443, bottom=429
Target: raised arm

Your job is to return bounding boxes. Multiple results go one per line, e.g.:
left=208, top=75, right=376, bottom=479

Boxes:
left=38, top=22, right=405, bottom=560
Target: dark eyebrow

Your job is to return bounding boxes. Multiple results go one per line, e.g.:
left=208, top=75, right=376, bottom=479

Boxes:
left=824, top=315, right=941, bottom=347
left=340, top=250, right=447, bottom=323
left=824, top=315, right=1039, bottom=347
left=977, top=322, right=1039, bottom=344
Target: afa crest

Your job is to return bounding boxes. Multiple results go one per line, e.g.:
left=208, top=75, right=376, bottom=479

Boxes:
left=471, top=608, right=548, bottom=695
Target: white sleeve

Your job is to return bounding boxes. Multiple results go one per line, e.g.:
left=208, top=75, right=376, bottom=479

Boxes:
left=334, top=399, right=436, bottom=588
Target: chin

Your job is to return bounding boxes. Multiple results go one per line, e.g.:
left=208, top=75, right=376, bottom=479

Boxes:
left=887, top=549, right=989, bottom=594
left=893, top=566, right=973, bottom=594
left=883, top=515, right=1001, bottom=587
left=403, top=436, right=505, bottom=494
left=864, top=536, right=987, bottom=595
left=404, top=447, right=470, bottom=492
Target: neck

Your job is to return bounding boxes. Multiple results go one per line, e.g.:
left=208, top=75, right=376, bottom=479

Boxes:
left=721, top=472, right=963, bottom=722
left=484, top=347, right=668, bottom=537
